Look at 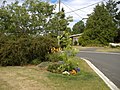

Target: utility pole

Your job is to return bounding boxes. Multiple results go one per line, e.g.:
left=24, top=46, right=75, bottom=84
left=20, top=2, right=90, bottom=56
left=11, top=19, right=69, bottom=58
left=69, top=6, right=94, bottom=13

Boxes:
left=46, top=0, right=49, bottom=3
left=59, top=0, right=61, bottom=12
left=58, top=0, right=61, bottom=46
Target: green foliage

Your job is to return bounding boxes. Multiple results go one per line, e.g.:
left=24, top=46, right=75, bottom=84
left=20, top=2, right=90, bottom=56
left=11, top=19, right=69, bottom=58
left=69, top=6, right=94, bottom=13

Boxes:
left=0, top=36, right=58, bottom=66
left=0, top=33, right=8, bottom=49
left=0, top=0, right=72, bottom=36
left=106, top=0, right=118, bottom=23
left=78, top=36, right=84, bottom=45
left=58, top=58, right=78, bottom=72
left=0, top=0, right=73, bottom=66
left=48, top=8, right=73, bottom=36
left=58, top=31, right=72, bottom=49
left=46, top=53, right=64, bottom=62
left=106, top=0, right=120, bottom=42
left=47, top=37, right=79, bottom=74
left=47, top=63, right=60, bottom=73
left=74, top=40, right=78, bottom=45
left=47, top=58, right=78, bottom=74
left=80, top=3, right=117, bottom=46
left=30, top=59, right=41, bottom=65
left=72, top=20, right=85, bottom=34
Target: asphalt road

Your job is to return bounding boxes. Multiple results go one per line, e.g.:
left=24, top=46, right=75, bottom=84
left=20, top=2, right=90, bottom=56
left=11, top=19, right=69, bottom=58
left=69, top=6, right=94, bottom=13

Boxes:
left=77, top=49, right=120, bottom=88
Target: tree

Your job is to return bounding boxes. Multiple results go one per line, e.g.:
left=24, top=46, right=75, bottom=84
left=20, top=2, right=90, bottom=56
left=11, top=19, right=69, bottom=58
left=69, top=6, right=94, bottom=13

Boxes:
left=80, top=3, right=117, bottom=46
left=72, top=20, right=85, bottom=34
left=48, top=8, right=73, bottom=36
left=106, top=0, right=118, bottom=22
left=115, top=11, right=120, bottom=42
left=23, top=0, right=55, bottom=34
left=0, top=0, right=72, bottom=36
left=58, top=31, right=72, bottom=49
left=106, top=0, right=120, bottom=42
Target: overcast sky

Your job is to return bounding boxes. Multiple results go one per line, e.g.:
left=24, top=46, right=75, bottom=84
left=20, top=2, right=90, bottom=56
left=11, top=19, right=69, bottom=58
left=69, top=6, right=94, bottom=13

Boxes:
left=0, top=0, right=119, bottom=28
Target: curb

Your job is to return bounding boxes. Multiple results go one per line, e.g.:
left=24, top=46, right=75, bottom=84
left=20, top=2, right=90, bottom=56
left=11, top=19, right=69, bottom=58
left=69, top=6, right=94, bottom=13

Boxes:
left=81, top=58, right=120, bottom=90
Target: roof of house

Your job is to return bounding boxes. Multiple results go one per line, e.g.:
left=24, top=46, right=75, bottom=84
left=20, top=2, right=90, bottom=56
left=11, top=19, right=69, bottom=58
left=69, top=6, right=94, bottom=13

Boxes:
left=69, top=33, right=83, bottom=38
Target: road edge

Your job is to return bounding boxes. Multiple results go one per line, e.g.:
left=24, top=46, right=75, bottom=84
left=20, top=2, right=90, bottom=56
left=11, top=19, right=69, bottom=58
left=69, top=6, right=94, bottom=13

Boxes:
left=81, top=58, right=120, bottom=90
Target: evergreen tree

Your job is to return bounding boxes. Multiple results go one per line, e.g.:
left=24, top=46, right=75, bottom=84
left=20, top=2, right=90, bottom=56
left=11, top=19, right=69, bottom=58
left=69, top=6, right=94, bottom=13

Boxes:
left=72, top=20, right=85, bottom=34
left=106, top=0, right=118, bottom=23
left=106, top=0, right=120, bottom=42
left=80, top=3, right=117, bottom=46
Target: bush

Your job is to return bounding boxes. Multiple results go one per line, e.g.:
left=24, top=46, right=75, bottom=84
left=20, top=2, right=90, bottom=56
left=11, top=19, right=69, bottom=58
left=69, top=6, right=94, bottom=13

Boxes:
left=59, top=59, right=78, bottom=72
left=0, top=37, right=31, bottom=66
left=46, top=52, right=64, bottom=62
left=47, top=63, right=60, bottom=73
left=30, top=59, right=41, bottom=65
left=78, top=37, right=84, bottom=46
left=0, top=35, right=58, bottom=66
left=74, top=40, right=78, bottom=45
left=0, top=33, right=9, bottom=49
left=47, top=58, right=79, bottom=74
left=78, top=36, right=105, bottom=47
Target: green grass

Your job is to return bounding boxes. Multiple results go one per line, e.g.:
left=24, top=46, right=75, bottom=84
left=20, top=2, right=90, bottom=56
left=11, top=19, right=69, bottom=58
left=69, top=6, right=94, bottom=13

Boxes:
left=73, top=46, right=120, bottom=53
left=0, top=58, right=110, bottom=90
left=96, top=47, right=120, bottom=52
left=72, top=46, right=88, bottom=50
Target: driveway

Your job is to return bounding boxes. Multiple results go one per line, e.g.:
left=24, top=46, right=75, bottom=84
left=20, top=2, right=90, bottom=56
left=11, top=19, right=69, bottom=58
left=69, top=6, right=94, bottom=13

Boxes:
left=77, top=48, right=120, bottom=88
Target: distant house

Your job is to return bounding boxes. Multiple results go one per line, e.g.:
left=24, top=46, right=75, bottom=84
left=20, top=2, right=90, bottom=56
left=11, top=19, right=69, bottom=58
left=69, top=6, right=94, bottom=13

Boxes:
left=69, top=33, right=82, bottom=45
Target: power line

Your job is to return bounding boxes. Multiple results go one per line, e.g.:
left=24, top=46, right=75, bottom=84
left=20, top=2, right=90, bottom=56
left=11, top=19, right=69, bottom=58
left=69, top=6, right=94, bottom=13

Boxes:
left=61, top=2, right=83, bottom=18
left=66, top=0, right=106, bottom=14
left=62, top=1, right=87, bottom=13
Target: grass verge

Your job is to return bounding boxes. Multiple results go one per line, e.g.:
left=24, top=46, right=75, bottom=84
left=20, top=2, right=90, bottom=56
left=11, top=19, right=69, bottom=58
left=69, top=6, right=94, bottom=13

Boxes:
left=96, top=47, right=120, bottom=52
left=73, top=46, right=120, bottom=53
left=0, top=58, right=110, bottom=90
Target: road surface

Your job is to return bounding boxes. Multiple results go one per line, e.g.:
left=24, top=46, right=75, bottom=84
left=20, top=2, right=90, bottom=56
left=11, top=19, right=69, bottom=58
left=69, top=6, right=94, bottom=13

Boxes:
left=77, top=49, right=120, bottom=88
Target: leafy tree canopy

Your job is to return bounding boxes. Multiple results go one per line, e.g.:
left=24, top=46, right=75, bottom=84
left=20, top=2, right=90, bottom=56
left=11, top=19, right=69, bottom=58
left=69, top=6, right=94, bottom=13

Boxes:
left=0, top=0, right=72, bottom=36
left=72, top=20, right=85, bottom=34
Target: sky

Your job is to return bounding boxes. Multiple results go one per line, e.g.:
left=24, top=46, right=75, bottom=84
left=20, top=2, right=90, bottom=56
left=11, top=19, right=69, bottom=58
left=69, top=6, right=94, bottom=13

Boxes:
left=52, top=0, right=119, bottom=28
left=50, top=0, right=109, bottom=28
left=0, top=0, right=119, bottom=28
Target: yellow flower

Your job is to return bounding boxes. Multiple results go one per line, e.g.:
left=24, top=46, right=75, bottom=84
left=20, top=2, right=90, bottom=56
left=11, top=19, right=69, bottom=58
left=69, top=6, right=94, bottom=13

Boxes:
left=70, top=70, right=77, bottom=75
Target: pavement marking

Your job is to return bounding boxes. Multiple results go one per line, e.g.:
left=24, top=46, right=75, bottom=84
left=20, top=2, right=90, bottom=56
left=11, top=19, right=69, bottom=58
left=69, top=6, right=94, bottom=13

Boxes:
left=81, top=58, right=120, bottom=90
left=80, top=51, right=120, bottom=55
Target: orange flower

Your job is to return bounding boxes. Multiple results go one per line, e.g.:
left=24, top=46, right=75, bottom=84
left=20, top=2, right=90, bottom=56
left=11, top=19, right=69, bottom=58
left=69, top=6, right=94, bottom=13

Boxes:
left=70, top=70, right=77, bottom=75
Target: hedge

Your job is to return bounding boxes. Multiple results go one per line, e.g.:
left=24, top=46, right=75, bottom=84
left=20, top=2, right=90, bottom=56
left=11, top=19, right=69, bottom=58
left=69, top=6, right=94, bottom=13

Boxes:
left=0, top=35, right=58, bottom=66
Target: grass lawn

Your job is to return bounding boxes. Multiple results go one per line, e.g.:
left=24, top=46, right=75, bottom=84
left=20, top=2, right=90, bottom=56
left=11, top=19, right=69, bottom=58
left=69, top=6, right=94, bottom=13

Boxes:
left=0, top=58, right=110, bottom=90
left=73, top=46, right=120, bottom=52
left=72, top=46, right=90, bottom=50
left=96, top=47, right=120, bottom=52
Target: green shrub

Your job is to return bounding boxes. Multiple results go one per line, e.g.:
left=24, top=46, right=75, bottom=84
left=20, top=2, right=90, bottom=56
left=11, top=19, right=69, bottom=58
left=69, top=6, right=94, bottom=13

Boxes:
left=47, top=58, right=79, bottom=74
left=78, top=36, right=106, bottom=47
left=78, top=37, right=84, bottom=46
left=30, top=59, right=41, bottom=65
left=46, top=53, right=64, bottom=62
left=0, top=37, right=30, bottom=66
left=0, top=35, right=58, bottom=66
left=0, top=33, right=9, bottom=49
left=59, top=59, right=78, bottom=72
left=47, top=63, right=60, bottom=73
left=74, top=40, right=78, bottom=45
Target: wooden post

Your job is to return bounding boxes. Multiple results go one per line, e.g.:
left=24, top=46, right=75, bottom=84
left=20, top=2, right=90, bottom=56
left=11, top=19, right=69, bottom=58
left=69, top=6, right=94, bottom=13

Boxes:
left=59, top=0, right=61, bottom=12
